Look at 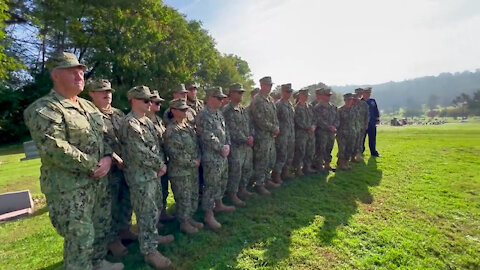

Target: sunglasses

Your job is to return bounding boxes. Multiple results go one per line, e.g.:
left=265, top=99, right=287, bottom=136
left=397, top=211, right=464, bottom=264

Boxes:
left=153, top=102, right=161, bottom=106
left=141, top=99, right=152, bottom=104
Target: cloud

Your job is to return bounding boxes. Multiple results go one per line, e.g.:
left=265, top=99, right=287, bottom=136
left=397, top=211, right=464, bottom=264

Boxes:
left=203, top=0, right=480, bottom=87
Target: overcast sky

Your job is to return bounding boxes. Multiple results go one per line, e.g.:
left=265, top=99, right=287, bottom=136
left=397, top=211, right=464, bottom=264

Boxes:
left=164, top=0, right=480, bottom=88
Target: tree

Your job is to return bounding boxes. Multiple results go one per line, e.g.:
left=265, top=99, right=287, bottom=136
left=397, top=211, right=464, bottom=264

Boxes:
left=0, top=1, right=23, bottom=80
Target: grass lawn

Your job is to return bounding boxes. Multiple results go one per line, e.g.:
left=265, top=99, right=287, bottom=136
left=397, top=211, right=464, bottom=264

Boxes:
left=1, top=123, right=479, bottom=269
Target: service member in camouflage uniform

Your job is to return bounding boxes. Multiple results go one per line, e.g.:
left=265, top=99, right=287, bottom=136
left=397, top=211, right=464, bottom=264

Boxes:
left=222, top=83, right=255, bottom=207
left=292, top=89, right=317, bottom=176
left=273, top=83, right=295, bottom=183
left=163, top=84, right=195, bottom=126
left=119, top=86, right=173, bottom=269
left=196, top=86, right=234, bottom=229
left=250, top=76, right=280, bottom=195
left=186, top=82, right=204, bottom=115
left=147, top=91, right=175, bottom=222
left=164, top=98, right=204, bottom=235
left=24, top=52, right=123, bottom=270
left=353, top=88, right=370, bottom=161
left=314, top=87, right=339, bottom=171
left=88, top=79, right=135, bottom=258
left=336, top=93, right=356, bottom=170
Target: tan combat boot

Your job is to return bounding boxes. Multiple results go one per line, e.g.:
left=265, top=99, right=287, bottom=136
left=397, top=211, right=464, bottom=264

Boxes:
left=93, top=259, right=124, bottom=270
left=303, top=164, right=317, bottom=174
left=281, top=168, right=294, bottom=180
left=337, top=159, right=349, bottom=170
left=158, top=234, right=174, bottom=244
left=214, top=199, right=236, bottom=212
left=180, top=221, right=198, bottom=235
left=118, top=228, right=137, bottom=241
left=107, top=240, right=128, bottom=257
left=255, top=185, right=271, bottom=195
left=204, top=210, right=221, bottom=230
left=189, top=219, right=204, bottom=229
left=294, top=166, right=304, bottom=177
left=266, top=180, right=281, bottom=188
left=271, top=171, right=283, bottom=184
left=228, top=192, right=246, bottom=207
left=238, top=187, right=254, bottom=197
left=144, top=250, right=172, bottom=269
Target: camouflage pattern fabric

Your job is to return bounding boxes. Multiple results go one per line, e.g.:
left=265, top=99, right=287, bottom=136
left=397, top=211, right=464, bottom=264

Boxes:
left=292, top=102, right=314, bottom=168
left=187, top=98, right=204, bottom=115
left=99, top=107, right=133, bottom=240
left=314, top=102, right=339, bottom=165
left=274, top=99, right=295, bottom=172
left=354, top=100, right=370, bottom=155
left=336, top=106, right=356, bottom=160
left=149, top=114, right=170, bottom=209
left=250, top=92, right=279, bottom=185
left=222, top=103, right=254, bottom=192
left=24, top=91, right=112, bottom=269
left=119, top=112, right=166, bottom=255
left=164, top=120, right=200, bottom=222
left=196, top=108, right=230, bottom=210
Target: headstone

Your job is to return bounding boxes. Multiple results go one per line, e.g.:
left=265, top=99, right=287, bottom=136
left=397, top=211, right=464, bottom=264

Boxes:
left=20, top=140, right=40, bottom=161
left=0, top=190, right=34, bottom=221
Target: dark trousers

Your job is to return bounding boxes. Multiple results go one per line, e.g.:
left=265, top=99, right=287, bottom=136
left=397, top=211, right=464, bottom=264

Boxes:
left=363, top=123, right=379, bottom=155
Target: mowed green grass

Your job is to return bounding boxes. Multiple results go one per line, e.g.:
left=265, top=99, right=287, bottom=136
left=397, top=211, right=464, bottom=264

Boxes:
left=1, top=123, right=479, bottom=269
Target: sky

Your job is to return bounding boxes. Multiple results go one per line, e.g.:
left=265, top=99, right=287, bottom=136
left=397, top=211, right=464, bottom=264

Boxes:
left=164, top=0, right=480, bottom=88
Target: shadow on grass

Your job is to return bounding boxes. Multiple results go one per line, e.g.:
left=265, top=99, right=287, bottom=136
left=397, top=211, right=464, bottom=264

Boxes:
left=40, top=157, right=382, bottom=270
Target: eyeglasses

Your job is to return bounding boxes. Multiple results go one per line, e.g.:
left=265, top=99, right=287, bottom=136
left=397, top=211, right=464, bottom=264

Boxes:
left=142, top=99, right=152, bottom=104
left=154, top=102, right=161, bottom=106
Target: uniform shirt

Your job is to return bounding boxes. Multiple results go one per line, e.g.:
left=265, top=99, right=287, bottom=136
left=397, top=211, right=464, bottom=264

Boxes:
left=250, top=92, right=279, bottom=137
left=337, top=106, right=355, bottom=134
left=100, top=107, right=125, bottom=157
left=294, top=102, right=314, bottom=132
left=164, top=120, right=200, bottom=177
left=119, top=111, right=166, bottom=184
left=314, top=102, right=339, bottom=132
left=276, top=99, right=295, bottom=136
left=222, top=103, right=254, bottom=146
left=24, top=91, right=112, bottom=194
left=195, top=107, right=230, bottom=162
left=187, top=98, right=204, bottom=115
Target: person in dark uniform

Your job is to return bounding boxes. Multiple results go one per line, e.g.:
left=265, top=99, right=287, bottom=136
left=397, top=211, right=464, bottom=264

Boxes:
left=362, top=87, right=381, bottom=157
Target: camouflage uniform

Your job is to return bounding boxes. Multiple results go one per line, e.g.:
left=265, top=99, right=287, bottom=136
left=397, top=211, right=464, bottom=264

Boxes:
left=292, top=102, right=315, bottom=169
left=354, top=99, right=369, bottom=156
left=250, top=92, right=279, bottom=185
left=164, top=119, right=200, bottom=222
left=222, top=102, right=254, bottom=193
left=196, top=107, right=230, bottom=211
left=314, top=101, right=339, bottom=166
left=24, top=91, right=112, bottom=269
left=119, top=108, right=166, bottom=255
left=100, top=106, right=133, bottom=241
left=337, top=105, right=356, bottom=161
left=187, top=97, right=204, bottom=115
left=149, top=114, right=170, bottom=214
left=274, top=99, right=295, bottom=172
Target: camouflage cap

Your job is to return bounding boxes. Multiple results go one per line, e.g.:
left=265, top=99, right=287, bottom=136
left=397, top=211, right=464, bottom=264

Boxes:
left=150, top=90, right=165, bottom=102
left=46, top=52, right=86, bottom=71
left=206, top=86, right=227, bottom=98
left=315, top=87, right=333, bottom=95
left=364, top=87, right=372, bottom=92
left=343, top=93, right=356, bottom=99
left=259, top=76, right=273, bottom=85
left=251, top=87, right=260, bottom=95
left=88, top=79, right=115, bottom=93
left=172, top=83, right=188, bottom=94
left=186, top=82, right=199, bottom=89
left=169, top=98, right=190, bottom=110
left=281, top=83, right=293, bottom=92
left=127, top=85, right=155, bottom=100
left=229, top=82, right=245, bottom=92
left=270, top=91, right=281, bottom=99
left=298, top=88, right=309, bottom=95
left=354, top=87, right=364, bottom=93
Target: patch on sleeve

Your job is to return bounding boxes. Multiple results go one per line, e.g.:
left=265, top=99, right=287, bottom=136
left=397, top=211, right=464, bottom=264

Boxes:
left=36, top=107, right=62, bottom=124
